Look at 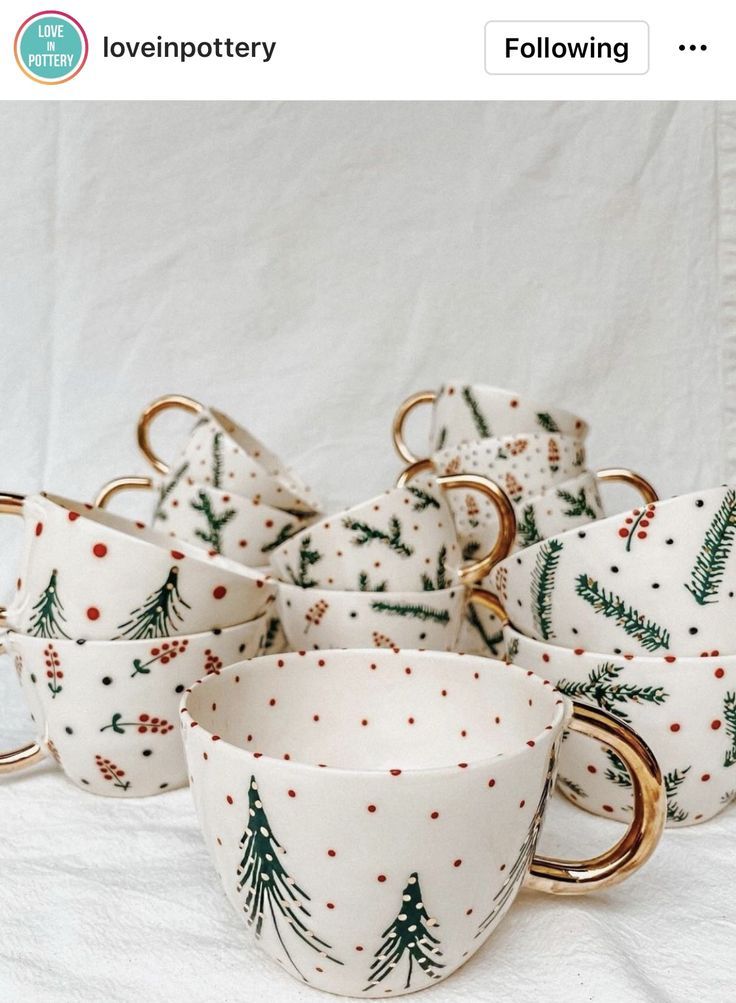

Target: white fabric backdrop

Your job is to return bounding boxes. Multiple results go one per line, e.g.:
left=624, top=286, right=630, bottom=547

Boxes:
left=0, top=101, right=734, bottom=1001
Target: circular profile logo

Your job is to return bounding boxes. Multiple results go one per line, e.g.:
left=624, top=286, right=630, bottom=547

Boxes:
left=15, top=11, right=88, bottom=84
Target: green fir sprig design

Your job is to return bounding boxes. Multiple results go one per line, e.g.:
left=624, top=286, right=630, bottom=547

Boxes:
left=723, top=692, right=736, bottom=768
left=191, top=490, right=236, bottom=554
left=364, top=873, right=444, bottom=992
left=684, top=489, right=736, bottom=605
left=153, top=462, right=189, bottom=522
left=261, top=617, right=281, bottom=652
left=465, top=604, right=504, bottom=656
left=556, top=487, right=598, bottom=521
left=461, top=540, right=481, bottom=561
left=358, top=571, right=387, bottom=592
left=371, top=600, right=450, bottom=625
left=343, top=516, right=414, bottom=558
left=575, top=575, right=671, bottom=652
left=116, top=567, right=191, bottom=639
left=212, top=431, right=225, bottom=488
left=554, top=662, right=668, bottom=725
left=558, top=777, right=587, bottom=799
left=436, top=427, right=448, bottom=450
left=604, top=749, right=631, bottom=788
left=517, top=505, right=542, bottom=548
left=260, top=523, right=297, bottom=554
left=665, top=767, right=691, bottom=823
left=461, top=386, right=491, bottom=439
left=422, top=546, right=449, bottom=591
left=407, top=486, right=440, bottom=511
left=531, top=539, right=563, bottom=641
left=28, top=570, right=71, bottom=640
left=286, top=536, right=322, bottom=588
left=237, top=776, right=343, bottom=981
left=536, top=412, right=560, bottom=433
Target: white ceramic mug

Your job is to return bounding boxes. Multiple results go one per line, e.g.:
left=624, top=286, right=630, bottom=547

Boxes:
left=95, top=474, right=315, bottom=565
left=0, top=493, right=275, bottom=640
left=0, top=614, right=271, bottom=795
left=504, top=624, right=736, bottom=827
left=393, top=381, right=589, bottom=465
left=181, top=649, right=664, bottom=997
left=494, top=486, right=736, bottom=656
left=277, top=581, right=501, bottom=651
left=269, top=475, right=517, bottom=593
left=137, top=394, right=322, bottom=515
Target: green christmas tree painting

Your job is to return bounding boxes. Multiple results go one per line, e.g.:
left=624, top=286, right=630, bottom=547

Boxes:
left=191, top=490, right=236, bottom=554
left=343, top=516, right=414, bottom=558
left=517, top=505, right=542, bottom=548
left=286, top=536, right=322, bottom=588
left=28, top=570, right=71, bottom=639
left=461, top=386, right=491, bottom=439
left=531, top=539, right=563, bottom=641
left=554, top=662, right=668, bottom=725
left=684, top=489, right=736, bottom=605
left=116, top=567, right=191, bottom=639
left=364, top=872, right=444, bottom=992
left=575, top=575, right=671, bottom=652
left=236, top=777, right=342, bottom=982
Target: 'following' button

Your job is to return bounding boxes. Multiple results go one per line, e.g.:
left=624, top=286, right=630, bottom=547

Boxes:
left=484, top=21, right=649, bottom=75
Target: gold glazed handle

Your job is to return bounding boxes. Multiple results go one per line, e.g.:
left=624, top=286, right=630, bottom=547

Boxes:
left=392, top=390, right=437, bottom=465
left=0, top=493, right=25, bottom=629
left=396, top=465, right=516, bottom=584
left=95, top=476, right=154, bottom=510
left=595, top=469, right=658, bottom=506
left=0, top=618, right=46, bottom=775
left=137, top=394, right=204, bottom=476
left=467, top=588, right=508, bottom=624
left=526, top=702, right=665, bottom=894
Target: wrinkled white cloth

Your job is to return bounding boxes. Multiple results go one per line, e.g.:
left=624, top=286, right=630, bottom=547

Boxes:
left=0, top=101, right=734, bottom=1002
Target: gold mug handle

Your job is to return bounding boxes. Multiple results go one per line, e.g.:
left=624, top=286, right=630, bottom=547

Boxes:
left=95, top=476, right=154, bottom=510
left=392, top=390, right=437, bottom=465
left=595, top=469, right=658, bottom=506
left=0, top=493, right=25, bottom=629
left=527, top=702, right=665, bottom=893
left=396, top=464, right=516, bottom=584
left=0, top=586, right=46, bottom=775
left=137, top=394, right=204, bottom=476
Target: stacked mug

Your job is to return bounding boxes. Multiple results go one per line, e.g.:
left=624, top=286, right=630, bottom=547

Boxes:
left=492, top=485, right=736, bottom=827
left=267, top=476, right=517, bottom=651
left=0, top=491, right=276, bottom=795
left=393, top=380, right=656, bottom=658
left=97, top=394, right=326, bottom=654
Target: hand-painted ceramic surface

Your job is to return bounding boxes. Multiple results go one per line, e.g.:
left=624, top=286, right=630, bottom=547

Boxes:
left=505, top=625, right=736, bottom=826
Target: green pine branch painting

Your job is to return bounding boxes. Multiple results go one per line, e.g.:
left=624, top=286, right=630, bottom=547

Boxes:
left=461, top=386, right=491, bottom=438
left=575, top=574, right=671, bottom=652
left=558, top=777, right=587, bottom=799
left=536, top=412, right=560, bottom=433
left=422, top=546, right=449, bottom=591
left=343, top=516, right=414, bottom=558
left=260, top=523, right=296, bottom=554
left=116, top=567, right=191, bottom=639
left=684, top=489, right=736, bottom=605
left=212, top=431, right=225, bottom=489
left=554, top=662, right=668, bottom=725
left=723, top=692, right=736, bottom=768
left=517, top=505, right=543, bottom=548
left=28, top=570, right=71, bottom=640
left=371, top=600, right=450, bottom=625
left=461, top=540, right=481, bottom=561
left=665, top=766, right=691, bottom=823
left=237, top=776, right=343, bottom=981
left=531, top=539, right=563, bottom=641
left=358, top=571, right=387, bottom=592
left=191, top=490, right=236, bottom=554
left=153, top=462, right=189, bottom=522
left=556, top=487, right=598, bottom=521
left=604, top=749, right=631, bottom=788
left=286, top=536, right=322, bottom=588
left=436, top=426, right=447, bottom=449
left=261, top=617, right=281, bottom=652
left=407, top=486, right=440, bottom=511
left=364, top=872, right=444, bottom=992
left=465, top=603, right=504, bottom=656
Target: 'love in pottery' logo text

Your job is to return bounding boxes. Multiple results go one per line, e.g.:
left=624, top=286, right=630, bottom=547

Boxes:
left=15, top=11, right=88, bottom=84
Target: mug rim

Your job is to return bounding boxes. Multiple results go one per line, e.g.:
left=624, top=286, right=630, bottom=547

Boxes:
left=33, top=492, right=270, bottom=583
left=156, top=475, right=314, bottom=519
left=438, top=379, right=589, bottom=433
left=276, top=580, right=464, bottom=600
left=180, top=648, right=569, bottom=778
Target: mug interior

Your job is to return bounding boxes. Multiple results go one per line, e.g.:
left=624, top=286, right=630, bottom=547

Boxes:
left=184, top=649, right=565, bottom=772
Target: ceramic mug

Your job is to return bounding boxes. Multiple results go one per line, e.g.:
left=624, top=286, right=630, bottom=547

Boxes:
left=503, top=624, right=736, bottom=827
left=393, top=381, right=589, bottom=465
left=181, top=648, right=664, bottom=997
left=0, top=614, right=271, bottom=794
left=277, top=582, right=502, bottom=651
left=493, top=486, right=736, bottom=657
left=94, top=475, right=315, bottom=565
left=137, top=394, right=322, bottom=515
left=269, top=475, right=516, bottom=593
left=0, top=493, right=275, bottom=640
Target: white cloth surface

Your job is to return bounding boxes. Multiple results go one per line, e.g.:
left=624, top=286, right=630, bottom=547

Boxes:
left=0, top=100, right=734, bottom=1002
